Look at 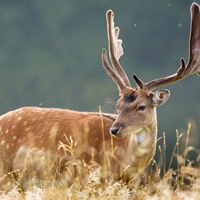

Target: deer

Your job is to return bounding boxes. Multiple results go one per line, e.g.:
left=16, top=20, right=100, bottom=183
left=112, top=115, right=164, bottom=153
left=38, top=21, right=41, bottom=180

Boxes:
left=0, top=2, right=200, bottom=190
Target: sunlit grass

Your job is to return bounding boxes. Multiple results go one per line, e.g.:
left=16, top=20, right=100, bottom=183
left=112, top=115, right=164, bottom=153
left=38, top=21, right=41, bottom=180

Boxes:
left=1, top=123, right=200, bottom=199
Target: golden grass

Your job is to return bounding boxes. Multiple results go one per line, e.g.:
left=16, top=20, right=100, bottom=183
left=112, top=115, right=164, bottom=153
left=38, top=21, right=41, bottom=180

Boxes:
left=0, top=123, right=200, bottom=199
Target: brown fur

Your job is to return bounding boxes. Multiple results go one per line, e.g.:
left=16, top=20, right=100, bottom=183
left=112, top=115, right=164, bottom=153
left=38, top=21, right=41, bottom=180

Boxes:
left=0, top=103, right=160, bottom=189
left=0, top=107, right=144, bottom=189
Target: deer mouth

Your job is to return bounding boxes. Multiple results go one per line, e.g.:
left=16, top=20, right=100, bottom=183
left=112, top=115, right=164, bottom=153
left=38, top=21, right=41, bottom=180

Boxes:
left=112, top=127, right=144, bottom=137
left=120, top=127, right=144, bottom=137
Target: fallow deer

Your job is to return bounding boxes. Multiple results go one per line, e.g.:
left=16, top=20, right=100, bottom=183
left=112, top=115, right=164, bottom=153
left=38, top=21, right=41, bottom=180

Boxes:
left=0, top=3, right=200, bottom=190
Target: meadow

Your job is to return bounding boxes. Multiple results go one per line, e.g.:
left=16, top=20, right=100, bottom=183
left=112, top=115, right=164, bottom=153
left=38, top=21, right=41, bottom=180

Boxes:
left=0, top=124, right=200, bottom=200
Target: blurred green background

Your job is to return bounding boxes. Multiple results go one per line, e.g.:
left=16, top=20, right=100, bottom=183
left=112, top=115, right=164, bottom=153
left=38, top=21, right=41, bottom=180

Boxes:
left=0, top=0, right=199, bottom=168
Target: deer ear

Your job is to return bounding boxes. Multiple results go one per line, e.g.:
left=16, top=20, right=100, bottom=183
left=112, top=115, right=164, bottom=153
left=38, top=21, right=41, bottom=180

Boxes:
left=152, top=90, right=170, bottom=106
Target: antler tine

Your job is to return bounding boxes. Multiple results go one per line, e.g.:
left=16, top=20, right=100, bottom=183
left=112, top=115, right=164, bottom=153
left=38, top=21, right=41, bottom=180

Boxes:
left=184, top=3, right=200, bottom=75
left=133, top=74, right=145, bottom=89
left=135, top=3, right=200, bottom=92
left=102, top=49, right=126, bottom=91
left=139, top=59, right=186, bottom=92
left=106, top=10, right=131, bottom=87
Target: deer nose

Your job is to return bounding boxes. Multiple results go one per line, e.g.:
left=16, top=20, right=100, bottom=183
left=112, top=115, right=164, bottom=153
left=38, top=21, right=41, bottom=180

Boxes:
left=110, top=127, right=120, bottom=135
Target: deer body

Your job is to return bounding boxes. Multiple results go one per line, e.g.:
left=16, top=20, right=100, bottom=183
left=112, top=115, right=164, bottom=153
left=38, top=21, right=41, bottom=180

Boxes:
left=0, top=107, right=115, bottom=170
left=0, top=106, right=157, bottom=188
left=0, top=2, right=200, bottom=190
left=0, top=107, right=117, bottom=188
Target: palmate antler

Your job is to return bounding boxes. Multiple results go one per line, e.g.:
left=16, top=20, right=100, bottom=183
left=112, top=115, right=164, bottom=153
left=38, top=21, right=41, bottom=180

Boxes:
left=103, top=3, right=200, bottom=94
left=133, top=3, right=200, bottom=92
left=102, top=10, right=131, bottom=92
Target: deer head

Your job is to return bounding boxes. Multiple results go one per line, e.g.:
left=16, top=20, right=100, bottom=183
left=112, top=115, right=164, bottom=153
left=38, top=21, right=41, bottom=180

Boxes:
left=102, top=3, right=200, bottom=137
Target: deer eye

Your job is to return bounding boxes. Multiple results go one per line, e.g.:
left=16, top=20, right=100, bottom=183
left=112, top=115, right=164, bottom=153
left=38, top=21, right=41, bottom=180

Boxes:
left=137, top=105, right=146, bottom=111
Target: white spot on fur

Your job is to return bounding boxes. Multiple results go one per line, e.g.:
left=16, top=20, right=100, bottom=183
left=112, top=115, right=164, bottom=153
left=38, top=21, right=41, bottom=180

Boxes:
left=13, top=136, right=16, bottom=140
left=24, top=121, right=27, bottom=125
left=18, top=110, right=23, bottom=114
left=1, top=140, right=4, bottom=145
left=18, top=117, right=22, bottom=121
left=18, top=139, right=21, bottom=143
left=12, top=126, right=16, bottom=129
left=6, top=144, right=9, bottom=149
left=25, top=127, right=31, bottom=132
left=6, top=129, right=8, bottom=134
left=49, top=123, right=58, bottom=142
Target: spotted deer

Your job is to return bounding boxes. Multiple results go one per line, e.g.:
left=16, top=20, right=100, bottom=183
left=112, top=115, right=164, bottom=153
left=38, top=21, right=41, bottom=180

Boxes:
left=0, top=3, right=200, bottom=190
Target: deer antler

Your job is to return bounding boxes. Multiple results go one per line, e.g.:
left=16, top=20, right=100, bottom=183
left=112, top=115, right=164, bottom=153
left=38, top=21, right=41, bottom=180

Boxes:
left=133, top=3, right=200, bottom=92
left=102, top=10, right=131, bottom=92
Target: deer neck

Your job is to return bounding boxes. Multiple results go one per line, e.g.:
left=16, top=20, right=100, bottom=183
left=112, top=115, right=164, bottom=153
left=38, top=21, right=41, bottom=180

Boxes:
left=134, top=122, right=157, bottom=146
left=125, top=116, right=158, bottom=170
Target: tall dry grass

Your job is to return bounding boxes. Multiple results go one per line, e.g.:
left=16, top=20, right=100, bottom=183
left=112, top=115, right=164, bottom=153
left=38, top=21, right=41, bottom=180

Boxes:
left=0, top=123, right=200, bottom=199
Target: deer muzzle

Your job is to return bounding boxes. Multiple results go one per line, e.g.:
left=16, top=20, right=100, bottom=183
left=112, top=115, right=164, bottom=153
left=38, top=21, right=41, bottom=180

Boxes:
left=110, top=127, right=120, bottom=136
